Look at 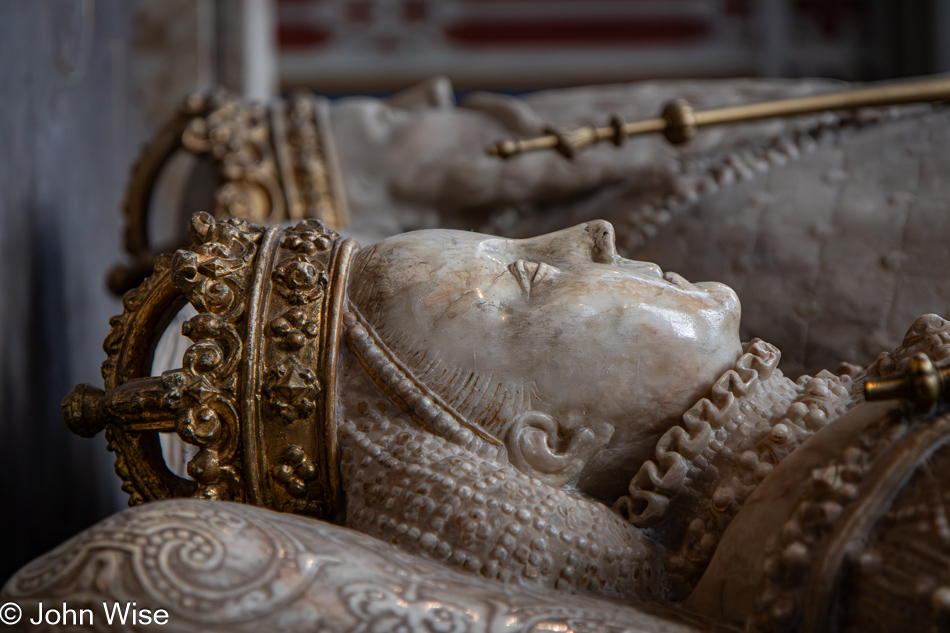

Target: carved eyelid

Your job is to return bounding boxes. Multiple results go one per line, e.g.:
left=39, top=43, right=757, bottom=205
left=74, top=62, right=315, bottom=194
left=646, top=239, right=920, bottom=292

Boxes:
left=507, top=259, right=558, bottom=297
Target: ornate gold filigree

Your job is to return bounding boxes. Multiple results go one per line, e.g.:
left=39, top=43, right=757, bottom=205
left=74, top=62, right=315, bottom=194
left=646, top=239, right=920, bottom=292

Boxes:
left=181, top=92, right=285, bottom=225
left=265, top=360, right=321, bottom=424
left=113, top=89, right=349, bottom=296
left=63, top=213, right=358, bottom=522
left=274, top=445, right=319, bottom=499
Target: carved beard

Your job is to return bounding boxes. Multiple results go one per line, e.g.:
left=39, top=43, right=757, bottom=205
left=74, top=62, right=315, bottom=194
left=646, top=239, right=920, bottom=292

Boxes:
left=339, top=407, right=664, bottom=602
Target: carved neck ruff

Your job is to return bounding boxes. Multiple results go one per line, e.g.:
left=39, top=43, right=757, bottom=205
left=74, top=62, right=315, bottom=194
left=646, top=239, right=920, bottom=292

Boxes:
left=618, top=339, right=856, bottom=595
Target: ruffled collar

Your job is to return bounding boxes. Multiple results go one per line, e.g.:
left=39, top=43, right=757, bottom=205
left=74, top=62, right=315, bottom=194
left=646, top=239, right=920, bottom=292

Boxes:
left=616, top=339, right=856, bottom=597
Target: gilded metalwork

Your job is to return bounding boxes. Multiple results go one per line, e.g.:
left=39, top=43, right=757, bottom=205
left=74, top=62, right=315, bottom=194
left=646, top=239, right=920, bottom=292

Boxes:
left=265, top=359, right=321, bottom=424
left=62, top=212, right=357, bottom=521
left=274, top=445, right=319, bottom=499
left=488, top=76, right=950, bottom=159
left=865, top=352, right=950, bottom=414
left=748, top=404, right=950, bottom=633
left=115, top=89, right=348, bottom=295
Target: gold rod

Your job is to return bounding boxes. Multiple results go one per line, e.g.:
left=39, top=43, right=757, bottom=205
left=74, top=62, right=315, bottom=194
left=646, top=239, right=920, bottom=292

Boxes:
left=618, top=118, right=667, bottom=136
left=487, top=76, right=950, bottom=160
left=694, top=77, right=950, bottom=127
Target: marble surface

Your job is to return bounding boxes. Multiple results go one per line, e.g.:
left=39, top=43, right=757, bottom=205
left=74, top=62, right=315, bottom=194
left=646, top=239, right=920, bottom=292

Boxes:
left=332, top=77, right=844, bottom=241
left=622, top=105, right=950, bottom=378
left=138, top=75, right=950, bottom=379
left=1, top=499, right=704, bottom=633
left=330, top=76, right=950, bottom=379
left=349, top=221, right=741, bottom=498
left=10, top=212, right=950, bottom=631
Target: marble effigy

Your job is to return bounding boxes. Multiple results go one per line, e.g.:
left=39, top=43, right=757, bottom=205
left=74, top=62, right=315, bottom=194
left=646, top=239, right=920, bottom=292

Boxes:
left=7, top=215, right=950, bottom=632
left=123, top=76, right=950, bottom=379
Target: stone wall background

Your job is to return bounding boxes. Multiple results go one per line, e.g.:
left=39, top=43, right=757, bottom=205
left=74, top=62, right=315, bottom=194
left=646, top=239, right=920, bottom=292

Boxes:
left=276, top=0, right=945, bottom=93
left=0, top=0, right=145, bottom=583
left=0, top=0, right=277, bottom=584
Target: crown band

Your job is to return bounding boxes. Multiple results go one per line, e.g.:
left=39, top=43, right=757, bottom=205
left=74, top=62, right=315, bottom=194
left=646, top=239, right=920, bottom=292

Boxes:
left=64, top=213, right=357, bottom=522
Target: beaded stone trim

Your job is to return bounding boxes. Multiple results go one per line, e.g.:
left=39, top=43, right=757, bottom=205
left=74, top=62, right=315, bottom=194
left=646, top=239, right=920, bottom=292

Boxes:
left=618, top=340, right=854, bottom=531
left=614, top=106, right=935, bottom=254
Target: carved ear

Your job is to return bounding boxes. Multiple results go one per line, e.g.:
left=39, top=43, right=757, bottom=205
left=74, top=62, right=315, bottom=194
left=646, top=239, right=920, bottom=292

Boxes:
left=504, top=411, right=614, bottom=487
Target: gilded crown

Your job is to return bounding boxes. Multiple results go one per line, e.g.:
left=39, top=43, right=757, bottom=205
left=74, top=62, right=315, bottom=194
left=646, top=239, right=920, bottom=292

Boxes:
left=111, top=88, right=348, bottom=295
left=63, top=212, right=357, bottom=522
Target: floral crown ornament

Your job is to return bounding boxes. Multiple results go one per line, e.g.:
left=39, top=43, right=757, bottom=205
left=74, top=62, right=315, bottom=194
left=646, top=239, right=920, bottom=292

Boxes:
left=62, top=212, right=357, bottom=522
left=110, top=88, right=349, bottom=296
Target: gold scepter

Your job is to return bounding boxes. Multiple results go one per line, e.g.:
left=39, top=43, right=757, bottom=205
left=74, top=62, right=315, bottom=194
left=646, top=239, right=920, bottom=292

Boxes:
left=487, top=76, right=950, bottom=160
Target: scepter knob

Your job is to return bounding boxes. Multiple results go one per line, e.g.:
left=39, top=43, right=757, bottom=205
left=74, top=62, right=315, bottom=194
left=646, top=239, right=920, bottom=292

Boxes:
left=486, top=139, right=521, bottom=159
left=486, top=76, right=950, bottom=161
left=864, top=353, right=950, bottom=415
left=661, top=99, right=698, bottom=145
left=62, top=383, right=106, bottom=438
left=545, top=124, right=600, bottom=158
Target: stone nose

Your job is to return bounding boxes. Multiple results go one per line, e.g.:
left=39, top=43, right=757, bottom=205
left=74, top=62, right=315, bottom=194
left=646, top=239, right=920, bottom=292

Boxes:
left=587, top=220, right=617, bottom=264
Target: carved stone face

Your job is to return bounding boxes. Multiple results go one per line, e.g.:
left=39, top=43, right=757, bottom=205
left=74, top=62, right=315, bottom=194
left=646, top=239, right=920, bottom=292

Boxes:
left=351, top=220, right=742, bottom=500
